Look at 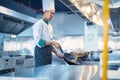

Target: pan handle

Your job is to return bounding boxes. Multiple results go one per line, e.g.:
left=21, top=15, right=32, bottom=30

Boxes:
left=59, top=46, right=64, bottom=54
left=52, top=45, right=64, bottom=56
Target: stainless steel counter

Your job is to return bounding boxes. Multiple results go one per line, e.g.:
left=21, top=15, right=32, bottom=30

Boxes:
left=0, top=65, right=99, bottom=80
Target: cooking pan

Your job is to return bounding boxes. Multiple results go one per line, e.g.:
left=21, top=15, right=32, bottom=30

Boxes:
left=53, top=46, right=82, bottom=65
left=70, top=52, right=89, bottom=61
left=63, top=52, right=82, bottom=65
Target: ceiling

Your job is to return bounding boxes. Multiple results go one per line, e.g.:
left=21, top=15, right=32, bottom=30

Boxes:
left=91, top=0, right=120, bottom=8
left=10, top=0, right=120, bottom=33
left=13, top=0, right=120, bottom=13
left=1, top=0, right=120, bottom=35
left=59, top=0, right=120, bottom=32
left=14, top=0, right=71, bottom=13
left=0, top=0, right=37, bottom=34
left=0, top=0, right=71, bottom=35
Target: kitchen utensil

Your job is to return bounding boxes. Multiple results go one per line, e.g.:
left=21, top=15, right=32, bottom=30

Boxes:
left=53, top=45, right=82, bottom=65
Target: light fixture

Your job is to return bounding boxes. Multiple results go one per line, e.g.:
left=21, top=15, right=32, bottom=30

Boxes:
left=11, top=34, right=16, bottom=38
left=86, top=6, right=91, bottom=14
left=81, top=7, right=86, bottom=12
left=93, top=15, right=97, bottom=21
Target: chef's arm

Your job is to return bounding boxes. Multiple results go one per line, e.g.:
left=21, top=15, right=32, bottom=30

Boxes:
left=38, top=39, right=60, bottom=48
left=45, top=41, right=60, bottom=48
left=52, top=48, right=58, bottom=55
left=52, top=47, right=63, bottom=58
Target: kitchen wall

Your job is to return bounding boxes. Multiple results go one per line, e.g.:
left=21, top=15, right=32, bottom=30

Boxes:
left=18, top=12, right=103, bottom=37
left=0, top=12, right=110, bottom=53
left=18, top=12, right=85, bottom=37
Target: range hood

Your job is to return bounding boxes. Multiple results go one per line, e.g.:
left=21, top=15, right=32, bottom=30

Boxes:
left=0, top=0, right=38, bottom=35
left=90, top=0, right=120, bottom=8
left=59, top=0, right=120, bottom=32
left=59, top=0, right=103, bottom=25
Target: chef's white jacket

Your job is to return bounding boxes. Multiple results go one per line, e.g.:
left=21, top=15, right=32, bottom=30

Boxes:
left=32, top=19, right=53, bottom=48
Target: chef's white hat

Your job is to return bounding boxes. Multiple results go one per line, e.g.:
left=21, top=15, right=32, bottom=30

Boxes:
left=42, top=0, right=55, bottom=12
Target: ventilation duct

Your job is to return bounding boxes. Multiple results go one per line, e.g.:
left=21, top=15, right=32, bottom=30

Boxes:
left=59, top=0, right=103, bottom=25
left=59, top=0, right=120, bottom=32
left=0, top=0, right=38, bottom=35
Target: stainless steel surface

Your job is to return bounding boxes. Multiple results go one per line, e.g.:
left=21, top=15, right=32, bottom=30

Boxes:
left=59, top=0, right=120, bottom=32
left=0, top=57, right=14, bottom=70
left=0, top=51, right=34, bottom=71
left=0, top=5, right=38, bottom=34
left=59, top=0, right=89, bottom=22
left=0, top=6, right=37, bottom=23
left=59, top=0, right=102, bottom=24
left=0, top=51, right=20, bottom=56
left=0, top=65, right=99, bottom=80
left=100, top=67, right=120, bottom=79
left=14, top=56, right=25, bottom=70
left=23, top=58, right=35, bottom=68
left=110, top=8, right=120, bottom=32
left=90, top=0, right=120, bottom=8
left=0, top=36, right=4, bottom=51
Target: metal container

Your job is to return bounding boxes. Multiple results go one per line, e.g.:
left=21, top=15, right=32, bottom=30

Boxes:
left=53, top=46, right=82, bottom=65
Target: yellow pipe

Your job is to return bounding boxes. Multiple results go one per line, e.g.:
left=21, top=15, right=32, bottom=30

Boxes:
left=102, top=0, right=110, bottom=80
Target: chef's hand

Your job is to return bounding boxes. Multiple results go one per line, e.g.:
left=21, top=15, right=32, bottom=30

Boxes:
left=52, top=41, right=61, bottom=49
left=56, top=52, right=63, bottom=58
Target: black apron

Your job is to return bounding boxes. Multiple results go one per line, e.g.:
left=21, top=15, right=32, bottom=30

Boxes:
left=34, top=45, right=53, bottom=67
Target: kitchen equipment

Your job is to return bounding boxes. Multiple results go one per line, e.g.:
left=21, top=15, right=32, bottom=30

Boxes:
left=109, top=65, right=119, bottom=70
left=63, top=53, right=82, bottom=65
left=12, top=55, right=25, bottom=70
left=90, top=51, right=100, bottom=61
left=52, top=46, right=64, bottom=57
left=0, top=56, right=14, bottom=74
left=53, top=46, right=82, bottom=65
left=70, top=52, right=89, bottom=61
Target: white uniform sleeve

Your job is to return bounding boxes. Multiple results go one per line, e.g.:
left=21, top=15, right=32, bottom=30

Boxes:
left=49, top=24, right=53, bottom=40
left=32, top=20, right=45, bottom=47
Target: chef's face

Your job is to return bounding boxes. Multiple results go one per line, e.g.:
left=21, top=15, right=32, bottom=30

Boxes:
left=44, top=10, right=55, bottom=21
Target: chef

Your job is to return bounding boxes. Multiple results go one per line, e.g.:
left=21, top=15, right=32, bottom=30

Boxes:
left=32, top=0, right=62, bottom=67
